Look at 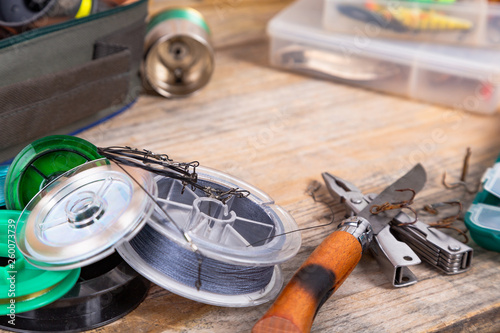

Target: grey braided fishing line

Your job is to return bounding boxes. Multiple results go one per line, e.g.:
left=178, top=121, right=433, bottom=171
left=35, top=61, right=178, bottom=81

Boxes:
left=115, top=164, right=302, bottom=306
left=129, top=224, right=275, bottom=295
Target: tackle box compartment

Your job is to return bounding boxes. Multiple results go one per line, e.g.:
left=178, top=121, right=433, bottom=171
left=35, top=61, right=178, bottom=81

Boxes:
left=323, top=0, right=500, bottom=48
left=267, top=0, right=500, bottom=114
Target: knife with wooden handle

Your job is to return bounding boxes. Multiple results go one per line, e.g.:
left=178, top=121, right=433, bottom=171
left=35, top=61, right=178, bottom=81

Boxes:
left=253, top=164, right=426, bottom=333
left=253, top=217, right=370, bottom=333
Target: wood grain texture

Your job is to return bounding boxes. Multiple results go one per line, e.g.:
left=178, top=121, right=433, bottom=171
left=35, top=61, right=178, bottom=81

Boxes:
left=3, top=0, right=500, bottom=332
left=74, top=41, right=500, bottom=333
left=253, top=231, right=362, bottom=333
left=80, top=29, right=500, bottom=333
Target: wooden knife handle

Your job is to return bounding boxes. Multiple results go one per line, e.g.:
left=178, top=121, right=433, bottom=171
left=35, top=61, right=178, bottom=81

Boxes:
left=252, top=229, right=363, bottom=333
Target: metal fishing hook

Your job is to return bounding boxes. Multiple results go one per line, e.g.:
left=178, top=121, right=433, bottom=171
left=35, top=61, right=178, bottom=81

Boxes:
left=421, top=201, right=469, bottom=243
left=442, top=147, right=480, bottom=194
left=369, top=188, right=418, bottom=224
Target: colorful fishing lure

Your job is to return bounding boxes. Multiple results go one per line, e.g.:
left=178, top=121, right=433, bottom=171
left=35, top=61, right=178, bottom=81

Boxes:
left=404, top=0, right=456, bottom=3
left=338, top=2, right=473, bottom=32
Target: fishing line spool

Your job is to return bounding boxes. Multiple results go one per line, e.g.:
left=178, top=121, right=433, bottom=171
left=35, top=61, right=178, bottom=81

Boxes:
left=117, top=167, right=301, bottom=307
left=15, top=158, right=157, bottom=270
left=143, top=7, right=215, bottom=98
left=0, top=210, right=80, bottom=316
left=0, top=252, right=150, bottom=333
left=4, top=135, right=103, bottom=211
left=1, top=137, right=151, bottom=328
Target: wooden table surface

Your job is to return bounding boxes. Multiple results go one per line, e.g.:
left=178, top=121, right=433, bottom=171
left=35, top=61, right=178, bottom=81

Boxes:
left=23, top=0, right=500, bottom=332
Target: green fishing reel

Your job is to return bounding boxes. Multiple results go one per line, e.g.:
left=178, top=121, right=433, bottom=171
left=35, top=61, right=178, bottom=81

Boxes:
left=4, top=135, right=102, bottom=210
left=0, top=210, right=80, bottom=315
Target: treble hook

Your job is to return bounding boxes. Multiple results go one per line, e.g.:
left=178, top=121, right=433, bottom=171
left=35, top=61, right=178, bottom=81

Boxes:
left=421, top=201, right=469, bottom=243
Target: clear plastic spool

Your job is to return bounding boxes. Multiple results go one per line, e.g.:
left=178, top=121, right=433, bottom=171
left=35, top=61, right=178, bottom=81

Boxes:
left=148, top=166, right=300, bottom=265
left=16, top=159, right=157, bottom=270
left=117, top=166, right=301, bottom=307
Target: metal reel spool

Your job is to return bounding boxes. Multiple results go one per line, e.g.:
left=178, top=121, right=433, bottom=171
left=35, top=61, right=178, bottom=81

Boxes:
left=0, top=252, right=150, bottom=333
left=0, top=210, right=80, bottom=316
left=118, top=166, right=301, bottom=307
left=5, top=135, right=103, bottom=211
left=15, top=159, right=157, bottom=270
left=143, top=8, right=215, bottom=98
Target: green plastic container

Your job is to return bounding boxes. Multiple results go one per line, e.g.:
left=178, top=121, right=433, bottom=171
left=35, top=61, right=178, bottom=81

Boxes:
left=465, top=154, right=500, bottom=252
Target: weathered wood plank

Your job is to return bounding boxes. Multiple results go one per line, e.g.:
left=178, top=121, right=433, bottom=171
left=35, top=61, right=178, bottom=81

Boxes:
left=74, top=40, right=500, bottom=333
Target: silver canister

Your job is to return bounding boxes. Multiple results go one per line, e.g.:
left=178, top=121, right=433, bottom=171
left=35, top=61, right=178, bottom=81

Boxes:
left=143, top=8, right=215, bottom=98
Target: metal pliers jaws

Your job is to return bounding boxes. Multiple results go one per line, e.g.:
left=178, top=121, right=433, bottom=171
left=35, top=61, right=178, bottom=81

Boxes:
left=322, top=173, right=473, bottom=288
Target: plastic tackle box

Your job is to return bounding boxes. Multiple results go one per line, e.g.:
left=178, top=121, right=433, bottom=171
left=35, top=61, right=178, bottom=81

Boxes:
left=465, top=154, right=500, bottom=252
left=268, top=0, right=500, bottom=114
left=323, top=0, right=500, bottom=48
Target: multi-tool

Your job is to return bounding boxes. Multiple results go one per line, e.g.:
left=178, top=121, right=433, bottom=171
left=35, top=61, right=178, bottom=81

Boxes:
left=323, top=169, right=473, bottom=285
left=253, top=164, right=473, bottom=333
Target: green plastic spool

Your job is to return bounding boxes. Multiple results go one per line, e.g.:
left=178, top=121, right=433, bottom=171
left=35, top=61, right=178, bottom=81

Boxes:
left=4, top=135, right=102, bottom=211
left=0, top=210, right=80, bottom=315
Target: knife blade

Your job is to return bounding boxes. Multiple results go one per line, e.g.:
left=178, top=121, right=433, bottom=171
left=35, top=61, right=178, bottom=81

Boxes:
left=358, top=163, right=426, bottom=234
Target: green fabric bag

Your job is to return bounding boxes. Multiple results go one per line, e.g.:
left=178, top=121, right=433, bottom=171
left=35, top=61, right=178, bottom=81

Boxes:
left=0, top=0, right=147, bottom=163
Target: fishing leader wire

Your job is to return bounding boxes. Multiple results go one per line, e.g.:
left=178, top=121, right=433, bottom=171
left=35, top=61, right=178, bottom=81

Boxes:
left=98, top=146, right=250, bottom=203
